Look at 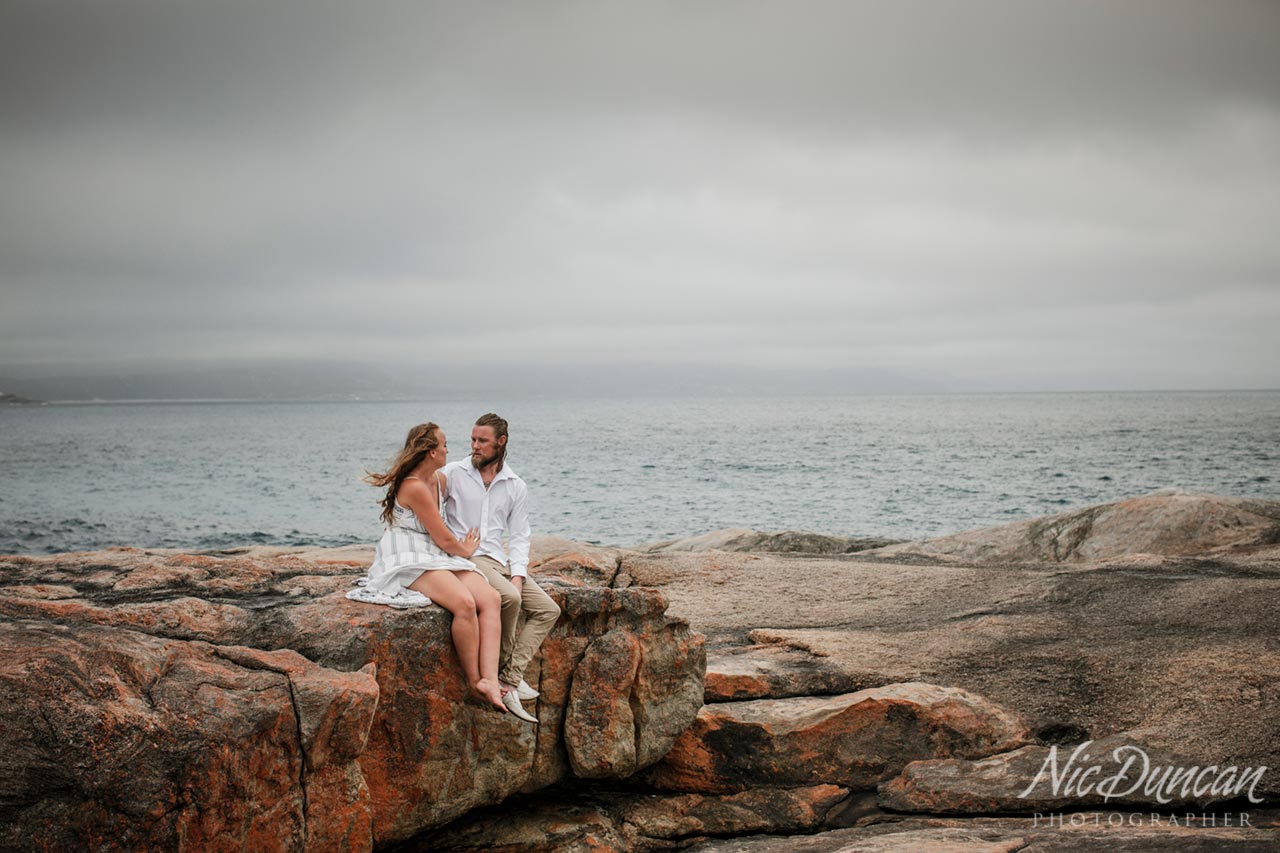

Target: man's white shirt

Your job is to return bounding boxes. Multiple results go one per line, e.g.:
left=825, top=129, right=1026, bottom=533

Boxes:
left=442, top=460, right=531, bottom=578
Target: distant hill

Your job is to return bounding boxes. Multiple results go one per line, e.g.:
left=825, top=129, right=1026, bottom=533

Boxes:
left=0, top=391, right=45, bottom=405
left=0, top=360, right=968, bottom=402
left=0, top=362, right=402, bottom=402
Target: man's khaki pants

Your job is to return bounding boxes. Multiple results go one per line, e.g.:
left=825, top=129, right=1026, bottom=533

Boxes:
left=471, top=555, right=561, bottom=687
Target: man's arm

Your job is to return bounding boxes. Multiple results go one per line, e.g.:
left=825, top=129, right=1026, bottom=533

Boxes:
left=507, top=480, right=531, bottom=580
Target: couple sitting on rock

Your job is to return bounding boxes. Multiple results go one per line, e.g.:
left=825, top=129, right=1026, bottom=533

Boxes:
left=346, top=413, right=559, bottom=723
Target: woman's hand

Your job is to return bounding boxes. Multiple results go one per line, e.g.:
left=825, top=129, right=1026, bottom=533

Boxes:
left=459, top=528, right=480, bottom=557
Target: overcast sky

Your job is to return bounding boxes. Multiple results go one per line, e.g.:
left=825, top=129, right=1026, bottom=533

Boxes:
left=2, top=0, right=1277, bottom=390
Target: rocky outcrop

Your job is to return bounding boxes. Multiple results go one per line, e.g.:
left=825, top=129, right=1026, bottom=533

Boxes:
left=647, top=684, right=1030, bottom=795
left=598, top=522, right=1280, bottom=806
left=610, top=785, right=855, bottom=842
left=404, top=667, right=1059, bottom=849
left=0, top=619, right=378, bottom=852
left=878, top=734, right=1240, bottom=814
left=0, top=392, right=44, bottom=406
left=420, top=791, right=1278, bottom=852
left=867, top=491, right=1280, bottom=565
left=0, top=548, right=705, bottom=851
left=416, top=784, right=860, bottom=852
left=6, top=490, right=1278, bottom=851
left=704, top=643, right=862, bottom=702
left=682, top=812, right=1280, bottom=852
left=499, top=492, right=1280, bottom=849
left=644, top=529, right=901, bottom=555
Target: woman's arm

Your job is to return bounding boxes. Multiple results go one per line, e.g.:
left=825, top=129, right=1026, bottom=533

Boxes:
left=398, top=478, right=478, bottom=558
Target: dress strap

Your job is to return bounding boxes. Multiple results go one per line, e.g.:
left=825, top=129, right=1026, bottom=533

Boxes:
left=435, top=471, right=447, bottom=511
left=400, top=474, right=447, bottom=511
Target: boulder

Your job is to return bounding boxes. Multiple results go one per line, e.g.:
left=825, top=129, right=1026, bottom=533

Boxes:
left=600, top=500, right=1280, bottom=803
left=0, top=620, right=378, bottom=853
left=533, top=551, right=622, bottom=587
left=644, top=529, right=901, bottom=555
left=615, top=549, right=955, bottom=641
left=704, top=643, right=863, bottom=702
left=407, top=801, right=629, bottom=853
left=563, top=622, right=706, bottom=780
left=706, top=598, right=1280, bottom=803
left=612, top=784, right=855, bottom=842
left=530, top=536, right=632, bottom=579
left=308, top=496, right=1280, bottom=848
left=682, top=813, right=1280, bottom=853
left=867, top=491, right=1280, bottom=565
left=0, top=548, right=705, bottom=850
left=415, top=784, right=858, bottom=852
left=425, top=795, right=1280, bottom=853
left=647, top=683, right=1030, bottom=794
left=565, top=629, right=646, bottom=777
left=878, top=734, right=1243, bottom=814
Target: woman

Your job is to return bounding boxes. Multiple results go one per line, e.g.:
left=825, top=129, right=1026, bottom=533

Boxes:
left=349, top=422, right=507, bottom=713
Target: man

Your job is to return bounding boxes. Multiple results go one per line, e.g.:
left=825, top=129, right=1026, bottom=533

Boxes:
left=443, top=412, right=560, bottom=723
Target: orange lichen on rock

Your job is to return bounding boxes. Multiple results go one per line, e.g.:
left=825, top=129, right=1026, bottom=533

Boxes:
left=0, top=547, right=705, bottom=851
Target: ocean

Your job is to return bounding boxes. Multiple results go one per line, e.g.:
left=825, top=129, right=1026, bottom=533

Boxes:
left=1, top=392, right=1277, bottom=555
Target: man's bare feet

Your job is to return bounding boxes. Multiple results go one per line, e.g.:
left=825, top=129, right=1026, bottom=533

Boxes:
left=472, top=678, right=507, bottom=712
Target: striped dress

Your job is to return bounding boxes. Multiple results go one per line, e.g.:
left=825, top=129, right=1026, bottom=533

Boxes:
left=362, top=473, right=479, bottom=596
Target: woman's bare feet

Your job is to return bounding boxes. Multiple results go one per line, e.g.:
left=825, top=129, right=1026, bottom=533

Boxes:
left=472, top=678, right=507, bottom=712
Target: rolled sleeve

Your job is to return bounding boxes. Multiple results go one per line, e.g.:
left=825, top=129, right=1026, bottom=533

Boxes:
left=507, top=481, right=531, bottom=577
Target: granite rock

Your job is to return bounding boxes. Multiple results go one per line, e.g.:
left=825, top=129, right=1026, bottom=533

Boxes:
left=644, top=529, right=901, bottom=555
left=682, top=812, right=1280, bottom=853
left=0, top=619, right=377, bottom=852
left=415, top=784, right=858, bottom=852
left=0, top=548, right=705, bottom=850
left=647, top=683, right=1030, bottom=794
left=868, top=491, right=1280, bottom=565
left=878, top=734, right=1241, bottom=814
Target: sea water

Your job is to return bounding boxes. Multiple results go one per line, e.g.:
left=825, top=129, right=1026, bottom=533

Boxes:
left=1, top=392, right=1276, bottom=554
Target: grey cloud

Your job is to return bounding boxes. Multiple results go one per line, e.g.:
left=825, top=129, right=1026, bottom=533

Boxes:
left=7, top=1, right=1276, bottom=133
left=1, top=0, right=1278, bottom=388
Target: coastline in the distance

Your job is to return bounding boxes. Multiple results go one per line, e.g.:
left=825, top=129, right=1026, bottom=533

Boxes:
left=0, top=392, right=44, bottom=406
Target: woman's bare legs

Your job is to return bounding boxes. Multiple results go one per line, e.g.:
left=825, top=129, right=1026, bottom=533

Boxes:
left=409, top=570, right=506, bottom=712
left=456, top=571, right=503, bottom=699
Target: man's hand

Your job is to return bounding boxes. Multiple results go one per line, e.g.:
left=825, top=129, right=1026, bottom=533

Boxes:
left=510, top=575, right=524, bottom=594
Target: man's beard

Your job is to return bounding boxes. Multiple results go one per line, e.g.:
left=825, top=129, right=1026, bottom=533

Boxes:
left=472, top=450, right=501, bottom=468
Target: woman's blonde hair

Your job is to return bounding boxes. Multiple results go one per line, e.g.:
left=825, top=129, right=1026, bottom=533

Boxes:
left=365, top=422, right=440, bottom=525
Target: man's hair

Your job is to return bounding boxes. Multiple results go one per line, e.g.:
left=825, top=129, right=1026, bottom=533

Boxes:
left=475, top=412, right=508, bottom=467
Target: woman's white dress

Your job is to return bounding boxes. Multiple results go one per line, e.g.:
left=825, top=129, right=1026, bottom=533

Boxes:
left=346, top=474, right=478, bottom=607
